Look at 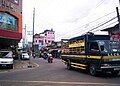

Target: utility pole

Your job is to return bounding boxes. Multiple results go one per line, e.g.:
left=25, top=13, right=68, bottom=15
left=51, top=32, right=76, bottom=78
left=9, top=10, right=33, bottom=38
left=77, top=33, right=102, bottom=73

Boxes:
left=24, top=24, right=26, bottom=46
left=116, top=6, right=120, bottom=52
left=23, top=24, right=26, bottom=50
left=32, top=8, right=35, bottom=53
left=116, top=7, right=120, bottom=30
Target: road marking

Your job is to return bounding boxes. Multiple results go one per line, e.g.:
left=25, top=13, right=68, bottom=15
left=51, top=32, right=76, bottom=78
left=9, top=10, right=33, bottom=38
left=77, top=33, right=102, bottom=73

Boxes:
left=0, top=80, right=119, bottom=85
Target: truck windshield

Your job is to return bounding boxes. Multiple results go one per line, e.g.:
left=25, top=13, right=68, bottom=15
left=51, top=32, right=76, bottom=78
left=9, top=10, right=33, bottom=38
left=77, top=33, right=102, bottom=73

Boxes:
left=97, top=40, right=109, bottom=53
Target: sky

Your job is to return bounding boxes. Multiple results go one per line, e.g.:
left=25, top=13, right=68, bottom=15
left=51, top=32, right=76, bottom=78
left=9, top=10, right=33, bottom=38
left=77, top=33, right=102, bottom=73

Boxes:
left=22, top=0, right=119, bottom=42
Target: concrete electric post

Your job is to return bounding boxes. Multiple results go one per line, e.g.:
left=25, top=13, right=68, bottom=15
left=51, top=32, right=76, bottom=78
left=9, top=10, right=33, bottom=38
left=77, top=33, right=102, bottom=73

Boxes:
left=32, top=8, right=35, bottom=54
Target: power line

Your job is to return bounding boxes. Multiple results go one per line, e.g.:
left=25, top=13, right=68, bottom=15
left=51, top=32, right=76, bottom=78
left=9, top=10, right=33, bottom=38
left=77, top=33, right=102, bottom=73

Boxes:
left=81, top=11, right=116, bottom=27
left=88, top=16, right=117, bottom=32
left=94, top=0, right=105, bottom=9
left=60, top=11, right=116, bottom=37
left=92, top=20, right=118, bottom=33
left=74, top=17, right=117, bottom=36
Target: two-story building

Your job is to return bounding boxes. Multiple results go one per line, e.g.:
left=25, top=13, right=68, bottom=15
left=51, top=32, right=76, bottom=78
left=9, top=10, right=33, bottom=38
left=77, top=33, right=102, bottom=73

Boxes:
left=34, top=29, right=55, bottom=50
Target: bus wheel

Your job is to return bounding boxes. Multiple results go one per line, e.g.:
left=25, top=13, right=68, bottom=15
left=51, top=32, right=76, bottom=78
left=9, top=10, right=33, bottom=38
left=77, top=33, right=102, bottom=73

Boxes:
left=89, top=64, right=97, bottom=76
left=67, top=60, right=72, bottom=70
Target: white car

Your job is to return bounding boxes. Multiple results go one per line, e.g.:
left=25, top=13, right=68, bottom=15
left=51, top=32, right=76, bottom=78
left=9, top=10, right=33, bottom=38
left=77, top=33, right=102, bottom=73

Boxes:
left=0, top=51, right=14, bottom=69
left=21, top=52, right=30, bottom=60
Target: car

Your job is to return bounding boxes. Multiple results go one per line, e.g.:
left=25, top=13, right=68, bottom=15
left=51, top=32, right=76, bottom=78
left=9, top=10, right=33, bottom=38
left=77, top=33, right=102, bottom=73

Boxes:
left=20, top=52, right=30, bottom=60
left=0, top=50, right=14, bottom=69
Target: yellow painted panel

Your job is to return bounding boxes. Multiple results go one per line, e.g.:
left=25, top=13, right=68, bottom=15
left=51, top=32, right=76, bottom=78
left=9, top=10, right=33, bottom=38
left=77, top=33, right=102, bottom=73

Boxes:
left=103, top=56, right=120, bottom=59
left=87, top=56, right=101, bottom=59
left=71, top=62, right=87, bottom=67
left=69, top=41, right=85, bottom=48
left=71, top=65, right=86, bottom=69
left=62, top=55, right=86, bottom=58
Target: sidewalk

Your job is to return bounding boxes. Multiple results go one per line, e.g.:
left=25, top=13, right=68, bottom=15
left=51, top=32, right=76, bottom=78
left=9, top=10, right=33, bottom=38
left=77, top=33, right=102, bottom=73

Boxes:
left=14, top=59, right=37, bottom=69
left=0, top=58, right=39, bottom=72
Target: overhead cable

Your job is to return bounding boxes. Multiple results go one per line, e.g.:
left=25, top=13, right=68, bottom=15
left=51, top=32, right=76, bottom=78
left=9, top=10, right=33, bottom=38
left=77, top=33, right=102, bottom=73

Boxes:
left=88, top=16, right=117, bottom=32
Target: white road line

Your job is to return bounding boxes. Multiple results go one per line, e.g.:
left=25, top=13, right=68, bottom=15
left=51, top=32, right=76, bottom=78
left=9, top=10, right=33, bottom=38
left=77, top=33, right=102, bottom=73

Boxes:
left=0, top=80, right=119, bottom=85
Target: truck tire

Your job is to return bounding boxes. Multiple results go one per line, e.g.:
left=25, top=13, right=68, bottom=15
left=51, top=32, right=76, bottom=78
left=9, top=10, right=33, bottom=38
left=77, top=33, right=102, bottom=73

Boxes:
left=111, top=71, right=119, bottom=76
left=89, top=64, right=97, bottom=76
left=67, top=60, right=72, bottom=70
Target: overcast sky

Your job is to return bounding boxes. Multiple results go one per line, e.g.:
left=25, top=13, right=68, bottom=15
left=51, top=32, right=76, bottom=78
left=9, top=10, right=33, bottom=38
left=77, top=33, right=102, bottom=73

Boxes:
left=23, top=0, right=119, bottom=41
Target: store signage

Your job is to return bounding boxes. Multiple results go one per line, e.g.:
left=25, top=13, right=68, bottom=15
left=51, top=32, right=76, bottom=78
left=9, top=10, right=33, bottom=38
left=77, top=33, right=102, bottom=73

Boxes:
left=0, top=12, right=17, bottom=31
left=0, top=0, right=14, bottom=10
left=14, top=0, right=19, bottom=4
left=0, top=13, right=16, bottom=25
left=110, top=32, right=120, bottom=41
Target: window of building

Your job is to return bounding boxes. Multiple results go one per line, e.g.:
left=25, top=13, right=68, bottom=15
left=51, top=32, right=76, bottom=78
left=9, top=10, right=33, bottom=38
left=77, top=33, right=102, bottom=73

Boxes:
left=52, top=41, right=54, bottom=43
left=48, top=40, right=51, bottom=43
left=45, top=40, right=47, bottom=43
left=10, top=0, right=19, bottom=4
left=39, top=40, right=43, bottom=45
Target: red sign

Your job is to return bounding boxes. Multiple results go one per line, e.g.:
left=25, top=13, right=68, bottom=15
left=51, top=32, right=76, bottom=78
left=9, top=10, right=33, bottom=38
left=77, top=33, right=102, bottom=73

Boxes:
left=0, top=29, right=22, bottom=39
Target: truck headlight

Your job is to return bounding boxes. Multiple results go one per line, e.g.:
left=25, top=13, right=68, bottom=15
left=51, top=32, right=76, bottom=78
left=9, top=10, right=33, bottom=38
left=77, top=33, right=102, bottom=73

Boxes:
left=101, top=64, right=110, bottom=67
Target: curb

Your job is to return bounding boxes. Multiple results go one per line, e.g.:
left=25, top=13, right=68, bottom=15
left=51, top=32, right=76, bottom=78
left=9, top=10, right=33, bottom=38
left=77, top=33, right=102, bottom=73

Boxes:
left=14, top=60, right=39, bottom=69
left=0, top=60, right=39, bottom=73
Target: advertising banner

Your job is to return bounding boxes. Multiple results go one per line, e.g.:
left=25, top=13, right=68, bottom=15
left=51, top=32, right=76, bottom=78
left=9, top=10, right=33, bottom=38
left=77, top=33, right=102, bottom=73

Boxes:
left=0, top=13, right=17, bottom=30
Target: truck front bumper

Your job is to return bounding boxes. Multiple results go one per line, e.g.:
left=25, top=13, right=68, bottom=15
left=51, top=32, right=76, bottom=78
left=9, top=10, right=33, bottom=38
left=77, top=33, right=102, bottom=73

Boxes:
left=100, top=66, right=120, bottom=72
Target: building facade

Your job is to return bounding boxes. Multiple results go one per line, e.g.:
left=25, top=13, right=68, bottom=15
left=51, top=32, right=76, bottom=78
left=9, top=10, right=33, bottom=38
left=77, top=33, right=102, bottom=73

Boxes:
left=0, top=0, right=22, bottom=49
left=34, top=29, right=55, bottom=50
left=102, top=23, right=120, bottom=52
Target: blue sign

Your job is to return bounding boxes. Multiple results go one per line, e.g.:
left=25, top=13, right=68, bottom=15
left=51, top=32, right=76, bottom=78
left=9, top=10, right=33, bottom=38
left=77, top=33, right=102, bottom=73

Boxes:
left=0, top=12, right=17, bottom=30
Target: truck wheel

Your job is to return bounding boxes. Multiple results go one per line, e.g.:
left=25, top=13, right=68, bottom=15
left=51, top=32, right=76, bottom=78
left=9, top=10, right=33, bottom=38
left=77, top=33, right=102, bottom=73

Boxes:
left=111, top=71, right=119, bottom=76
left=67, top=60, right=72, bottom=70
left=89, top=64, right=97, bottom=76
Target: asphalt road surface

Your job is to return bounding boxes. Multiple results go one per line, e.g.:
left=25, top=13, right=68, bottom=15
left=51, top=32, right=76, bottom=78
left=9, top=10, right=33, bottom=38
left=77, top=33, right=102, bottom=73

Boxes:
left=0, top=58, right=120, bottom=86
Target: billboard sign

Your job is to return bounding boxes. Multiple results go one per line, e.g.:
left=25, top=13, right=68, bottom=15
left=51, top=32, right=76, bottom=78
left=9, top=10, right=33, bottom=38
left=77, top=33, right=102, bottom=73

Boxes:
left=0, top=12, right=17, bottom=31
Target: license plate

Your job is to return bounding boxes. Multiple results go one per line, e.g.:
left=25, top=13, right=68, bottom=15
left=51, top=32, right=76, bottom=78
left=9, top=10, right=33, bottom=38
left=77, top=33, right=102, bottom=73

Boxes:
left=114, top=68, right=120, bottom=70
left=2, top=64, right=6, bottom=67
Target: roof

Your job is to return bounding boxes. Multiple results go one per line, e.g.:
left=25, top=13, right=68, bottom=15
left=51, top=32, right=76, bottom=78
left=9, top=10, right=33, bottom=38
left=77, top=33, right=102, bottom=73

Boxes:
left=101, top=24, right=119, bottom=31
left=44, top=29, right=54, bottom=33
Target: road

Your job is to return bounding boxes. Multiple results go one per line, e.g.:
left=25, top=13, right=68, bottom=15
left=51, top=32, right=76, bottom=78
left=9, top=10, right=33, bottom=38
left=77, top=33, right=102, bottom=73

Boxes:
left=0, top=58, right=120, bottom=86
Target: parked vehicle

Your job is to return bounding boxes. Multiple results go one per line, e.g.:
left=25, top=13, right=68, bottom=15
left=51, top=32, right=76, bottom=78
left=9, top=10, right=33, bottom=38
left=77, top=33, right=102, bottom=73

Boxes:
left=61, top=33, right=120, bottom=76
left=20, top=52, right=30, bottom=60
left=0, top=50, right=14, bottom=69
